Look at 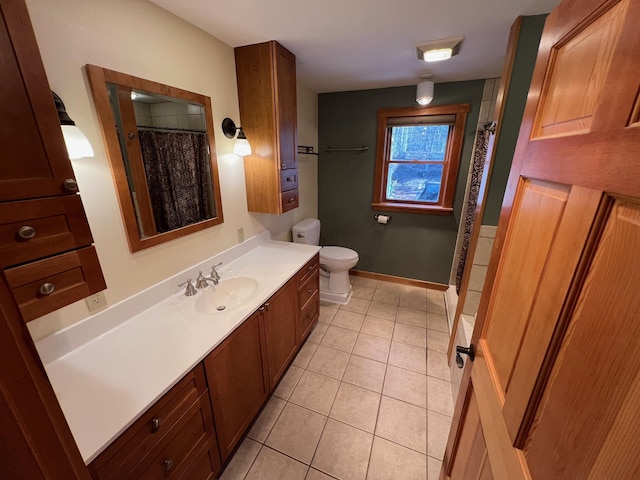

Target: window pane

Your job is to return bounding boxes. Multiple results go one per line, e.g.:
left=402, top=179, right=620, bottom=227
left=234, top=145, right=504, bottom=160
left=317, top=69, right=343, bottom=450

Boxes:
left=390, top=125, right=450, bottom=161
left=386, top=163, right=443, bottom=202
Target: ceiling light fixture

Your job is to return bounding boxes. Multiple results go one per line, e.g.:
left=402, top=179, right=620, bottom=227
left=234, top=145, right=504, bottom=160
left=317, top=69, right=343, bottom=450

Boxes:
left=52, top=91, right=95, bottom=159
left=416, top=80, right=434, bottom=105
left=416, top=36, right=464, bottom=63
left=222, top=117, right=252, bottom=157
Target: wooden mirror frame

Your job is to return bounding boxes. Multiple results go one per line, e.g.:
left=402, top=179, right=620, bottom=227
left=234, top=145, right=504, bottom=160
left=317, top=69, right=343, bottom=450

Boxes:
left=86, top=64, right=224, bottom=252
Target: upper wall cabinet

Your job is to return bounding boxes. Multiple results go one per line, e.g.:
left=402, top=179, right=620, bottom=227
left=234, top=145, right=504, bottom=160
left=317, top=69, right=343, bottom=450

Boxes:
left=235, top=41, right=299, bottom=214
left=0, top=0, right=105, bottom=322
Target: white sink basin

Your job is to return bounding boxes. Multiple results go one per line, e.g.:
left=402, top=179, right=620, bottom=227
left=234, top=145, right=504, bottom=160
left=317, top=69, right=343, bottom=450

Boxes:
left=177, top=274, right=263, bottom=316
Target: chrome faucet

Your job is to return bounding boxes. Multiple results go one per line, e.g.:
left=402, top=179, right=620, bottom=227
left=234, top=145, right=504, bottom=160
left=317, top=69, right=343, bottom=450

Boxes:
left=210, top=263, right=222, bottom=285
left=178, top=279, right=197, bottom=296
left=195, top=263, right=223, bottom=289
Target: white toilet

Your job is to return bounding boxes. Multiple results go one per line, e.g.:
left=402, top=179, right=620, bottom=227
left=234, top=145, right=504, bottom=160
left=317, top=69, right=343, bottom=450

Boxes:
left=292, top=218, right=359, bottom=304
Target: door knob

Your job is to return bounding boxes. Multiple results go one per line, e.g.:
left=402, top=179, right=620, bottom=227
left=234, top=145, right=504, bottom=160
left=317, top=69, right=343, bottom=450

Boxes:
left=455, top=344, right=475, bottom=369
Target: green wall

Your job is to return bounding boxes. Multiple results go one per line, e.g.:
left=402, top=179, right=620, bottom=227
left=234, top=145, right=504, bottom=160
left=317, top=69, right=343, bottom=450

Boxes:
left=483, top=14, right=547, bottom=225
left=318, top=81, right=483, bottom=284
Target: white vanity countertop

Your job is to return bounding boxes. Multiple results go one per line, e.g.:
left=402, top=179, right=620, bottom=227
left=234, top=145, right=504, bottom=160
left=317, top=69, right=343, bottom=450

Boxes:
left=36, top=234, right=320, bottom=463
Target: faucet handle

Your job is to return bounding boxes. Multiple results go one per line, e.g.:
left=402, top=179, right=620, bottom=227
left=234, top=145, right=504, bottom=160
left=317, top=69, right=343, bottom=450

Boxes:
left=195, top=271, right=209, bottom=289
left=178, top=279, right=198, bottom=296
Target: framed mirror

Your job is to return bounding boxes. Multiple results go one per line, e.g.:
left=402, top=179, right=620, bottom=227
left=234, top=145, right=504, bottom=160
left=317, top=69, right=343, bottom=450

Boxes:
left=86, top=64, right=224, bottom=252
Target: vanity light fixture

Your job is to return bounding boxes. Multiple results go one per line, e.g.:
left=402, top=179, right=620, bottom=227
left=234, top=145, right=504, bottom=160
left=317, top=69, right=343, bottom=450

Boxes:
left=222, top=117, right=252, bottom=157
left=52, top=91, right=94, bottom=159
left=416, top=75, right=434, bottom=105
left=416, top=36, right=464, bottom=62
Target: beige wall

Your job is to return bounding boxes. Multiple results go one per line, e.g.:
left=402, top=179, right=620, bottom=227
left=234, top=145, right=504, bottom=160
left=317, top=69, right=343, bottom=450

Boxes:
left=25, top=0, right=318, bottom=340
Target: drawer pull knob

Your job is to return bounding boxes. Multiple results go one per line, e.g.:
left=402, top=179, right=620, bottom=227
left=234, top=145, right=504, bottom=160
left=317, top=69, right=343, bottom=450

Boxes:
left=307, top=265, right=313, bottom=271
left=18, top=226, right=36, bottom=240
left=38, top=283, right=55, bottom=296
left=63, top=178, right=78, bottom=191
left=288, top=197, right=295, bottom=203
left=281, top=163, right=286, bottom=168
left=151, top=417, right=162, bottom=432
left=307, top=289, right=313, bottom=294
left=164, top=459, right=174, bottom=471
left=286, top=177, right=293, bottom=182
left=264, top=302, right=270, bottom=309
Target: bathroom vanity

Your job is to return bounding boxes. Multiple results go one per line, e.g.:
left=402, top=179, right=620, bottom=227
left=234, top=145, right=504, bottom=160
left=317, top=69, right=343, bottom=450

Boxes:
left=36, top=234, right=320, bottom=479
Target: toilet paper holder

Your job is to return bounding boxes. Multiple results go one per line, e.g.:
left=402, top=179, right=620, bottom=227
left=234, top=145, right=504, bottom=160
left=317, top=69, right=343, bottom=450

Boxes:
left=374, top=214, right=391, bottom=224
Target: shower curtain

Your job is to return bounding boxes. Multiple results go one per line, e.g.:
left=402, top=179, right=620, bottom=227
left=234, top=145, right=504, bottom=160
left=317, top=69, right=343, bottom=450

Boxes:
left=455, top=123, right=494, bottom=294
left=138, top=130, right=212, bottom=233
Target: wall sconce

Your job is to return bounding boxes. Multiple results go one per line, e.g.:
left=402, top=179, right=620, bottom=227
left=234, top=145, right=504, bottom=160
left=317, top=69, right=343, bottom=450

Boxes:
left=416, top=78, right=434, bottom=105
left=416, top=36, right=464, bottom=62
left=52, top=91, right=94, bottom=159
left=222, top=117, right=252, bottom=157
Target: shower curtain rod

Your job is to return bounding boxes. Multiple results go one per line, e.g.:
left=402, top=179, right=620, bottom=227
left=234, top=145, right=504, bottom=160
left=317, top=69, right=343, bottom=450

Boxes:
left=137, top=125, right=206, bottom=135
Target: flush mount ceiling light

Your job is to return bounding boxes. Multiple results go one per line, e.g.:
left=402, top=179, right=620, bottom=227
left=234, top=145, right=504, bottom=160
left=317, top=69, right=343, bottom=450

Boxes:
left=416, top=36, right=464, bottom=62
left=222, top=117, right=252, bottom=157
left=52, top=91, right=95, bottom=159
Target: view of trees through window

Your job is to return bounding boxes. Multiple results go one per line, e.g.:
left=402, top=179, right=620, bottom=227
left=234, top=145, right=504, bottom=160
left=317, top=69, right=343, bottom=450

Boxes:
left=386, top=125, right=450, bottom=202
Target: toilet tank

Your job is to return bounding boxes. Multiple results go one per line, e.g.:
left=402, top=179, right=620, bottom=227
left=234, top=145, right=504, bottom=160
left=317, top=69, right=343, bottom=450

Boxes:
left=292, top=218, right=320, bottom=245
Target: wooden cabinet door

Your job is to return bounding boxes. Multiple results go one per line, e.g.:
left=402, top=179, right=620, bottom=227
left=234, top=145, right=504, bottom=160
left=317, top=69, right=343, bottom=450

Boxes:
left=274, top=43, right=297, bottom=171
left=0, top=0, right=77, bottom=201
left=262, top=278, right=298, bottom=390
left=443, top=0, right=640, bottom=479
left=204, top=312, right=267, bottom=462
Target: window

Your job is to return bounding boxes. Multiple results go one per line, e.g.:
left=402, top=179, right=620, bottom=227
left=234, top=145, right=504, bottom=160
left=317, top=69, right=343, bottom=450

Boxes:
left=372, top=104, right=469, bottom=214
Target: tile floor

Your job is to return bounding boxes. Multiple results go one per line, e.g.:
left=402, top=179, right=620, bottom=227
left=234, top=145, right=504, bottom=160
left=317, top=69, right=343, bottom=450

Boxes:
left=220, top=276, right=454, bottom=480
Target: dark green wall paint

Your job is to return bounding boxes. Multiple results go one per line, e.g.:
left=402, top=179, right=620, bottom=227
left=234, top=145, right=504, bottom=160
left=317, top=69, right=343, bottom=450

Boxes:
left=318, top=81, right=483, bottom=283
left=483, top=14, right=547, bottom=225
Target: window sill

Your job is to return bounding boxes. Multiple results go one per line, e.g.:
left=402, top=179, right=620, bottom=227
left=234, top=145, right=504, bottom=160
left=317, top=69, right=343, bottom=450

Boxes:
left=371, top=202, right=453, bottom=215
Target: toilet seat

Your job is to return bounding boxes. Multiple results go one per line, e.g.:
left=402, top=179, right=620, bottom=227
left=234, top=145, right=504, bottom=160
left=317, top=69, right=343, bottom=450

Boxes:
left=320, top=246, right=359, bottom=267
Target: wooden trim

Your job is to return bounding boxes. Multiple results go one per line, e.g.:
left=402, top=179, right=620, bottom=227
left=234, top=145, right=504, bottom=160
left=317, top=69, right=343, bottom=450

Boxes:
left=372, top=104, right=470, bottom=214
left=115, top=86, right=157, bottom=237
left=349, top=269, right=447, bottom=291
left=445, top=17, right=524, bottom=360
left=85, top=64, right=224, bottom=253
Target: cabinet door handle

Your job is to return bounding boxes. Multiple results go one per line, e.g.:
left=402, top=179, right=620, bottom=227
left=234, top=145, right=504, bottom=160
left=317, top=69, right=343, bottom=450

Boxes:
left=151, top=417, right=162, bottom=432
left=264, top=302, right=270, bottom=309
left=38, top=283, right=55, bottom=296
left=18, top=225, right=36, bottom=240
left=259, top=306, right=265, bottom=311
left=307, top=265, right=313, bottom=271
left=281, top=163, right=286, bottom=168
left=164, top=459, right=174, bottom=471
left=63, top=178, right=78, bottom=191
left=307, top=288, right=313, bottom=294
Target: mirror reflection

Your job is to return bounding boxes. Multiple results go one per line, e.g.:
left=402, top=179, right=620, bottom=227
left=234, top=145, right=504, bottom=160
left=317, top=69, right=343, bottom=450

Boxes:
left=87, top=65, right=224, bottom=252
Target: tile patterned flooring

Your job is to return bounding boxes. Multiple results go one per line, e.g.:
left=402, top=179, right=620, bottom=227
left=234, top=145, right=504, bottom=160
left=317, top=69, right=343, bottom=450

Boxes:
left=220, top=277, right=454, bottom=480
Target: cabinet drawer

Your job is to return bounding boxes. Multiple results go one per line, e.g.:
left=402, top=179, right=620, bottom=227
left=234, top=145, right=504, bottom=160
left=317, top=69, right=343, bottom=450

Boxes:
left=296, top=254, right=320, bottom=286
left=299, top=293, right=319, bottom=342
left=134, top=397, right=212, bottom=480
left=280, top=169, right=298, bottom=192
left=89, top=365, right=212, bottom=480
left=298, top=266, right=319, bottom=311
left=5, top=246, right=106, bottom=322
left=178, top=439, right=220, bottom=480
left=280, top=189, right=298, bottom=213
left=0, top=195, right=93, bottom=268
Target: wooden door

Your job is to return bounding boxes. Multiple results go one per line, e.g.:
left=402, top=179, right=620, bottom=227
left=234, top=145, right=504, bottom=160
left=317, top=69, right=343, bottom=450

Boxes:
left=262, top=278, right=298, bottom=390
left=443, top=0, right=640, bottom=478
left=203, top=312, right=267, bottom=463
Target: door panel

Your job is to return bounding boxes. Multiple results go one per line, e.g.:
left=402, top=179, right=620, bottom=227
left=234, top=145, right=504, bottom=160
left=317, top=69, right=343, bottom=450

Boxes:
left=523, top=200, right=640, bottom=479
left=534, top=0, right=627, bottom=139
left=443, top=0, right=640, bottom=479
left=484, top=179, right=569, bottom=391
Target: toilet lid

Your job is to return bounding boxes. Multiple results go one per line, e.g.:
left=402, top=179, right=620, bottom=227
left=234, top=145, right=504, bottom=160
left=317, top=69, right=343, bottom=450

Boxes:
left=320, top=246, right=359, bottom=261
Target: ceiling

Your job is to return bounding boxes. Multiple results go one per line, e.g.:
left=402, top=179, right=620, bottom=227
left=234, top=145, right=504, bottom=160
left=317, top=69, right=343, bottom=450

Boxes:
left=149, top=0, right=560, bottom=94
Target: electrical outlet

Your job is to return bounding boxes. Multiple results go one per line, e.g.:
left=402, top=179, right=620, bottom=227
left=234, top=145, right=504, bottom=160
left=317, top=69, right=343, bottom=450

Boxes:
left=237, top=227, right=245, bottom=243
left=86, top=292, right=107, bottom=312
